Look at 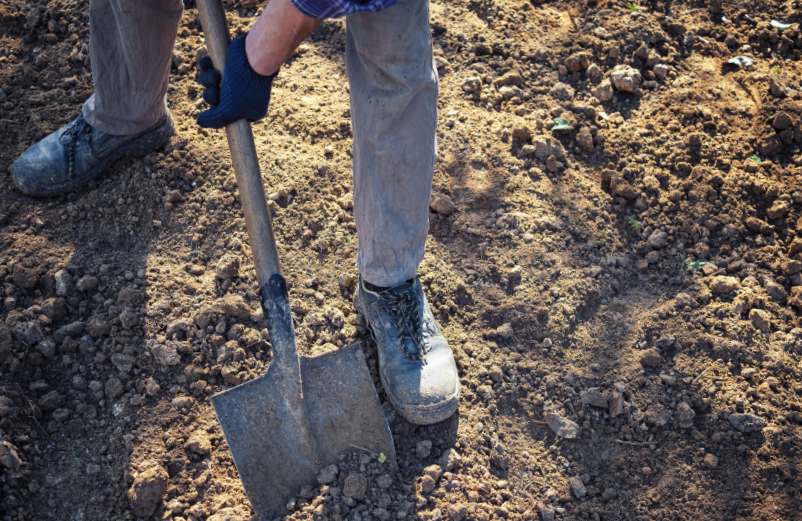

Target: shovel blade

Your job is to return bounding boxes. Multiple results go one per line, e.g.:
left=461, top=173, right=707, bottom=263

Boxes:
left=211, top=342, right=395, bottom=519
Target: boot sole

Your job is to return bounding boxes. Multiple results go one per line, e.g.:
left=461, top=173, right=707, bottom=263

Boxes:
left=13, top=114, right=175, bottom=198
left=355, top=292, right=460, bottom=426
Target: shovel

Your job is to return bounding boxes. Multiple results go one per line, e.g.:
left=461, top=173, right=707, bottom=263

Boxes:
left=195, top=1, right=397, bottom=517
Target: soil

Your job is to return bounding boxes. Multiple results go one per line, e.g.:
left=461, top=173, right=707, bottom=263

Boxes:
left=2, top=0, right=802, bottom=520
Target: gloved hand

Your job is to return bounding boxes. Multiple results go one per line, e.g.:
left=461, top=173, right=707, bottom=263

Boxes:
left=196, top=34, right=277, bottom=129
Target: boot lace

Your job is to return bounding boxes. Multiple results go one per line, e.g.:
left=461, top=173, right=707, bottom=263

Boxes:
left=380, top=284, right=429, bottom=362
left=58, top=115, right=92, bottom=178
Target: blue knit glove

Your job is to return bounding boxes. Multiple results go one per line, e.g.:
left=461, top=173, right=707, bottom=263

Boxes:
left=196, top=34, right=276, bottom=129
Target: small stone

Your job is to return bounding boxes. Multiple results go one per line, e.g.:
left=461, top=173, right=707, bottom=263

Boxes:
left=539, top=503, right=556, bottom=521
left=185, top=431, right=212, bottom=456
left=150, top=343, right=181, bottom=367
left=703, top=453, right=718, bottom=468
left=639, top=348, right=663, bottom=368
left=0, top=441, right=22, bottom=472
left=419, top=465, right=442, bottom=494
left=317, top=463, right=338, bottom=485
left=171, top=396, right=193, bottom=409
left=221, top=294, right=251, bottom=321
left=676, top=401, right=695, bottom=428
left=592, top=80, right=614, bottom=102
left=766, top=199, right=790, bottom=219
left=111, top=353, right=134, bottom=374
left=430, top=193, right=457, bottom=216
left=634, top=42, right=649, bottom=60
left=127, top=464, right=168, bottom=518
left=512, top=126, right=532, bottom=145
left=119, top=308, right=139, bottom=330
left=653, top=63, right=669, bottom=81
left=12, top=264, right=38, bottom=289
left=610, top=177, right=638, bottom=200
left=38, top=390, right=63, bottom=411
left=587, top=63, right=602, bottom=83
left=14, top=321, right=44, bottom=346
left=768, top=77, right=787, bottom=98
left=772, top=111, right=793, bottom=131
left=749, top=308, right=771, bottom=334
left=564, top=51, right=590, bottom=73
left=86, top=316, right=111, bottom=337
left=207, top=508, right=247, bottom=521
left=52, top=408, right=70, bottom=422
left=568, top=476, right=587, bottom=498
left=35, top=339, right=56, bottom=358
left=728, top=413, right=767, bottom=433
left=376, top=472, right=394, bottom=489
left=545, top=412, right=580, bottom=439
left=462, top=76, right=482, bottom=95
left=765, top=280, right=787, bottom=303
left=416, top=439, right=433, bottom=459
left=448, top=504, right=468, bottom=521
left=608, top=390, right=624, bottom=418
left=41, top=297, right=66, bottom=322
left=494, top=70, right=524, bottom=87
left=54, top=320, right=84, bottom=342
left=580, top=388, right=608, bottom=409
left=610, top=65, right=642, bottom=93
left=76, top=275, right=98, bottom=292
left=647, top=229, right=669, bottom=249
left=342, top=473, right=368, bottom=500
left=105, top=377, right=124, bottom=400
left=576, top=126, right=594, bottom=153
left=215, top=255, right=240, bottom=280
left=709, top=275, right=740, bottom=295
left=550, top=82, right=575, bottom=100
left=496, top=322, right=514, bottom=340
left=644, top=404, right=671, bottom=426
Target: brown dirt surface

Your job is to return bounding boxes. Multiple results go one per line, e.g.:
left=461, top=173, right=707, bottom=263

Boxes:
left=2, top=0, right=802, bottom=520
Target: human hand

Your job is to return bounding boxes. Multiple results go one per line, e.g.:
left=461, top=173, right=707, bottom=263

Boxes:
left=196, top=34, right=277, bottom=129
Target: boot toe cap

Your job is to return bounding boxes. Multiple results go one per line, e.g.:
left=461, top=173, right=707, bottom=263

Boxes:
left=382, top=346, right=460, bottom=425
left=11, top=133, right=69, bottom=197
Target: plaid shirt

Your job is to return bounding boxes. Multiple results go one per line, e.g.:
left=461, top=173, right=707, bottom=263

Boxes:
left=292, top=0, right=397, bottom=19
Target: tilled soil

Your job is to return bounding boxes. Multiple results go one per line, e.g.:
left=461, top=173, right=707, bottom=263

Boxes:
left=2, top=0, right=802, bottom=520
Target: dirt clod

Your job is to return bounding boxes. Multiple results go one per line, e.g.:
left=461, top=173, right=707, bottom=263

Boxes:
left=127, top=464, right=168, bottom=518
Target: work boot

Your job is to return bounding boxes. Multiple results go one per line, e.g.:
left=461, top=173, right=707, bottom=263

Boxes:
left=11, top=112, right=174, bottom=197
left=355, top=276, right=460, bottom=425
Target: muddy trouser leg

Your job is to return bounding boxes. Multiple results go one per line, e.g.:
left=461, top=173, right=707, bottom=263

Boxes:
left=346, top=0, right=438, bottom=288
left=82, top=0, right=183, bottom=136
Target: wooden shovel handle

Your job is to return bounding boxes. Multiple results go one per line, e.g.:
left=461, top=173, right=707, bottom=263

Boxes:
left=196, top=0, right=282, bottom=286
left=197, top=0, right=303, bottom=372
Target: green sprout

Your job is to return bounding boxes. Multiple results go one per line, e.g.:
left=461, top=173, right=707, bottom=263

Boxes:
left=627, top=2, right=641, bottom=13
left=748, top=154, right=763, bottom=165
left=378, top=452, right=387, bottom=464
left=685, top=258, right=705, bottom=272
left=625, top=216, right=641, bottom=231
left=551, top=116, right=574, bottom=132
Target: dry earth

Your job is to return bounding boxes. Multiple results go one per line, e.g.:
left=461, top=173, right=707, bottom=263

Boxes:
left=1, top=0, right=802, bottom=520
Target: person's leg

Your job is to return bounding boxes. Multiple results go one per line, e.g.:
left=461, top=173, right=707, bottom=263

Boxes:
left=11, top=0, right=181, bottom=197
left=346, top=0, right=438, bottom=288
left=347, top=0, right=459, bottom=426
left=83, top=0, right=183, bottom=135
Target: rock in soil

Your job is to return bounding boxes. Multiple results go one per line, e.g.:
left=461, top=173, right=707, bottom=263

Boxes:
left=728, top=413, right=767, bottom=433
left=127, top=464, right=168, bottom=518
left=545, top=412, right=580, bottom=439
left=610, top=65, right=642, bottom=93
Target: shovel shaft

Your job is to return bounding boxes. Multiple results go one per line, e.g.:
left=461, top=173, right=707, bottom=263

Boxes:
left=196, top=0, right=281, bottom=286
left=197, top=0, right=300, bottom=369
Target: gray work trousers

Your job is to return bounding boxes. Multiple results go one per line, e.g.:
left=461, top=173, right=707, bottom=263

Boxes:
left=82, top=0, right=437, bottom=288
